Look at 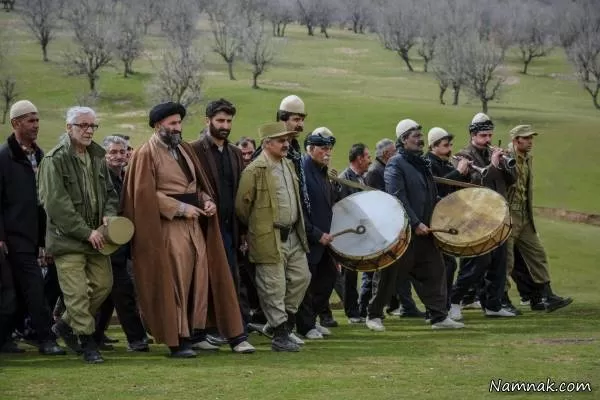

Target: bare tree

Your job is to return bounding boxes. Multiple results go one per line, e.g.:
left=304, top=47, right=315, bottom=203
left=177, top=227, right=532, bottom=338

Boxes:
left=511, top=0, right=555, bottom=74
left=206, top=0, right=246, bottom=80
left=432, top=33, right=466, bottom=106
left=241, top=18, right=278, bottom=89
left=0, top=27, right=17, bottom=124
left=372, top=0, right=419, bottom=72
left=62, top=0, right=117, bottom=93
left=149, top=46, right=204, bottom=108
left=264, top=0, right=294, bottom=36
left=461, top=33, right=505, bottom=113
left=2, top=0, right=15, bottom=12
left=341, top=0, right=370, bottom=34
left=160, top=0, right=201, bottom=51
left=20, top=0, right=62, bottom=62
left=127, top=0, right=163, bottom=34
left=297, top=0, right=338, bottom=37
left=114, top=5, right=144, bottom=78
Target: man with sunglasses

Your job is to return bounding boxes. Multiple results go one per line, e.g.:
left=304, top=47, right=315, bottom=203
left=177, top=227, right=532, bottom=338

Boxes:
left=448, top=113, right=518, bottom=321
left=236, top=122, right=311, bottom=352
left=38, top=106, right=119, bottom=363
left=294, top=127, right=338, bottom=340
left=366, top=119, right=464, bottom=332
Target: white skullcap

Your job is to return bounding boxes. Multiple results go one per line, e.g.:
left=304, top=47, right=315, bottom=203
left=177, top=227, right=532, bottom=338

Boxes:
left=395, top=119, right=420, bottom=139
left=428, top=127, right=453, bottom=147
left=471, top=112, right=491, bottom=124
left=279, top=95, right=305, bottom=114
left=310, top=127, right=333, bottom=137
left=10, top=100, right=38, bottom=120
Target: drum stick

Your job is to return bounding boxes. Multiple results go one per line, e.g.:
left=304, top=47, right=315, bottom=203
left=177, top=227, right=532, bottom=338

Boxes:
left=331, top=225, right=367, bottom=238
left=327, top=172, right=376, bottom=191
left=429, top=227, right=459, bottom=235
left=433, top=177, right=484, bottom=189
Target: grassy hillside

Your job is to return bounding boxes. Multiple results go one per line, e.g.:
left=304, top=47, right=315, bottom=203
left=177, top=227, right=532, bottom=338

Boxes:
left=1, top=12, right=599, bottom=213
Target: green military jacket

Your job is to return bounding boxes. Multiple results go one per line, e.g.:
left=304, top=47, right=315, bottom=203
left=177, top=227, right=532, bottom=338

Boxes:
left=507, top=149, right=536, bottom=232
left=235, top=152, right=309, bottom=264
left=38, top=133, right=119, bottom=256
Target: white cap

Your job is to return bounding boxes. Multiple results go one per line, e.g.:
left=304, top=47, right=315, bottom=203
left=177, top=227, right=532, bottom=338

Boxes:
left=395, top=119, right=420, bottom=139
left=471, top=112, right=491, bottom=124
left=428, top=127, right=453, bottom=147
left=310, top=126, right=333, bottom=137
left=279, top=95, right=305, bottom=114
left=10, top=100, right=38, bottom=120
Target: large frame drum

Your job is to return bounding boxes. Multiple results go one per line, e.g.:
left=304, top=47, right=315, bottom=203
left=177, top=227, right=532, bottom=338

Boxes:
left=329, top=191, right=411, bottom=272
left=430, top=187, right=512, bottom=257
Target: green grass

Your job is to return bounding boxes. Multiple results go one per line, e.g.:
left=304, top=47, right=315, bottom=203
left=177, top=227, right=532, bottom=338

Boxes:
left=1, top=13, right=599, bottom=400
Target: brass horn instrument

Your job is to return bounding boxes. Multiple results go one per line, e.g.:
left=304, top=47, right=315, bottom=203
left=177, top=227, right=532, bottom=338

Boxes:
left=452, top=155, right=489, bottom=178
left=486, top=144, right=516, bottom=169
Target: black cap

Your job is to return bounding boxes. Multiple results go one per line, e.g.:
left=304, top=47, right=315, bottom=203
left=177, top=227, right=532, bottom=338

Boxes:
left=148, top=102, right=186, bottom=128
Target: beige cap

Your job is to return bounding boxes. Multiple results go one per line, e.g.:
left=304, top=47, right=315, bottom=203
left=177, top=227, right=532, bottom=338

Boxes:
left=428, top=127, right=453, bottom=147
left=10, top=100, right=38, bottom=120
left=510, top=125, right=538, bottom=139
left=258, top=122, right=296, bottom=140
left=395, top=119, right=421, bottom=138
left=279, top=95, right=305, bottom=114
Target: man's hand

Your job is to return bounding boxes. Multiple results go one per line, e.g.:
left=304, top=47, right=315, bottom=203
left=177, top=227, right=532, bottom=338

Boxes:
left=37, top=247, right=47, bottom=267
left=319, top=233, right=334, bottom=246
left=456, top=158, right=470, bottom=175
left=202, top=200, right=217, bottom=217
left=88, top=230, right=105, bottom=250
left=491, top=148, right=504, bottom=169
left=415, top=223, right=430, bottom=236
left=102, top=216, right=110, bottom=226
left=183, top=204, right=203, bottom=219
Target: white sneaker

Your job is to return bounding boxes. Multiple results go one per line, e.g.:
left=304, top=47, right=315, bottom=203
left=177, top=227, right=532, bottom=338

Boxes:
left=289, top=332, right=305, bottom=345
left=315, top=323, right=331, bottom=336
left=304, top=329, right=324, bottom=340
left=432, top=317, right=465, bottom=329
left=348, top=317, right=364, bottom=324
left=485, top=308, right=517, bottom=317
left=449, top=304, right=464, bottom=321
left=191, top=340, right=220, bottom=351
left=389, top=308, right=401, bottom=316
left=520, top=300, right=531, bottom=306
left=462, top=300, right=482, bottom=310
left=232, top=341, right=255, bottom=354
left=366, top=318, right=385, bottom=332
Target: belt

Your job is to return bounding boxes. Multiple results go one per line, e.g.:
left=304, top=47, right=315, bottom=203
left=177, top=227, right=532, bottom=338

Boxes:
left=274, top=223, right=296, bottom=242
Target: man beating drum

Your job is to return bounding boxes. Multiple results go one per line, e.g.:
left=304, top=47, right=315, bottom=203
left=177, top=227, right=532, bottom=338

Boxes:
left=365, top=119, right=465, bottom=331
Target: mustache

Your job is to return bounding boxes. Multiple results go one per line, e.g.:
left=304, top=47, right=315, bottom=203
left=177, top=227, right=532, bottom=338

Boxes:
left=294, top=126, right=303, bottom=132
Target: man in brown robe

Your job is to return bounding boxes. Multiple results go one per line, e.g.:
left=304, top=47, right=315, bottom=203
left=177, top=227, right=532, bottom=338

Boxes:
left=122, top=102, right=254, bottom=358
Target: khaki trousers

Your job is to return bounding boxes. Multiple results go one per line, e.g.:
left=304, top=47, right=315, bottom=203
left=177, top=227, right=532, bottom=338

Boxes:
left=255, top=232, right=311, bottom=328
left=54, top=253, right=112, bottom=335
left=506, top=211, right=551, bottom=291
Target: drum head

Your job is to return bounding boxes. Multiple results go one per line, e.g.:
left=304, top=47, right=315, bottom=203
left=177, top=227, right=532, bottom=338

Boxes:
left=431, top=187, right=509, bottom=247
left=330, top=191, right=407, bottom=259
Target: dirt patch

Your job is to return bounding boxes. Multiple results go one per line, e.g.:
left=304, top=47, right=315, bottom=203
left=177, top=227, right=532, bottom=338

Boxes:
left=334, top=47, right=369, bottom=56
left=261, top=80, right=302, bottom=88
left=316, top=67, right=350, bottom=75
left=205, top=71, right=225, bottom=76
left=530, top=337, right=597, bottom=345
left=504, top=76, right=520, bottom=85
left=534, top=207, right=600, bottom=227
left=549, top=73, right=578, bottom=81
left=114, top=110, right=147, bottom=118
left=117, top=124, right=137, bottom=130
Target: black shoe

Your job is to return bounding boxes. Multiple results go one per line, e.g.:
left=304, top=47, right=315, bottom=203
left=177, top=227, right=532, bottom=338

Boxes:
left=502, top=293, right=522, bottom=316
left=271, top=335, right=300, bottom=352
left=127, top=340, right=150, bottom=352
left=52, top=321, right=83, bottom=354
left=39, top=340, right=67, bottom=355
left=399, top=309, right=426, bottom=318
left=102, top=335, right=119, bottom=344
left=1, top=340, right=25, bottom=353
left=533, top=295, right=573, bottom=313
left=79, top=335, right=104, bottom=364
left=319, top=317, right=339, bottom=328
left=206, top=334, right=227, bottom=347
left=169, top=347, right=197, bottom=358
left=98, top=342, right=115, bottom=351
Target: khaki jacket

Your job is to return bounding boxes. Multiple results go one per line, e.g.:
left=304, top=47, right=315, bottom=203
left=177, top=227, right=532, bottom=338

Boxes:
left=507, top=149, right=536, bottom=232
left=38, top=133, right=118, bottom=256
left=235, top=152, right=308, bottom=264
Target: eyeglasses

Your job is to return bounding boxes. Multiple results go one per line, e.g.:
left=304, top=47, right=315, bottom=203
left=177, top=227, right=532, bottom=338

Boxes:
left=72, top=123, right=99, bottom=131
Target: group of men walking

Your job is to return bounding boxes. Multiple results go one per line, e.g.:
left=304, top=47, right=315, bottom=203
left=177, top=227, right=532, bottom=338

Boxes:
left=0, top=94, right=572, bottom=363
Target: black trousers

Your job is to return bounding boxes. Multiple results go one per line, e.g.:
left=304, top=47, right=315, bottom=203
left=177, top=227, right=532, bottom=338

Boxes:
left=368, top=236, right=448, bottom=323
left=385, top=274, right=420, bottom=312
left=443, top=254, right=458, bottom=309
left=450, top=243, right=507, bottom=311
left=95, top=259, right=146, bottom=343
left=0, top=257, right=16, bottom=346
left=296, top=253, right=337, bottom=335
left=8, top=252, right=54, bottom=342
left=342, top=269, right=361, bottom=318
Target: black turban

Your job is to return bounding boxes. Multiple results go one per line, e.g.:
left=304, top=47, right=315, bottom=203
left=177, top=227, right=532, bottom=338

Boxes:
left=148, top=102, right=186, bottom=128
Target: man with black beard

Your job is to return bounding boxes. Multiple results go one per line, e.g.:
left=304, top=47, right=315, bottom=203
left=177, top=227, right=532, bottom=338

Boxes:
left=366, top=119, right=464, bottom=332
left=190, top=99, right=248, bottom=343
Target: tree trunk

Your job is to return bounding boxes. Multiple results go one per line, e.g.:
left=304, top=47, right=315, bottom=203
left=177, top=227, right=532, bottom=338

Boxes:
left=593, top=93, right=600, bottom=109
left=42, top=44, right=49, bottom=62
left=252, top=72, right=259, bottom=89
left=481, top=98, right=488, bottom=114
left=399, top=49, right=414, bottom=72
left=352, top=20, right=358, bottom=34
left=423, top=58, right=428, bottom=73
left=439, top=85, right=446, bottom=105
left=452, top=84, right=460, bottom=106
left=272, top=23, right=276, bottom=37
left=281, top=24, right=287, bottom=37
left=522, top=57, right=531, bottom=74
left=88, top=74, right=96, bottom=93
left=321, top=26, right=329, bottom=39
left=1, top=108, right=7, bottom=124
left=307, top=24, right=314, bottom=36
left=227, top=60, right=236, bottom=80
